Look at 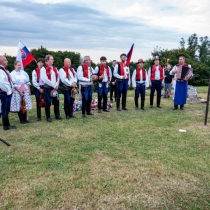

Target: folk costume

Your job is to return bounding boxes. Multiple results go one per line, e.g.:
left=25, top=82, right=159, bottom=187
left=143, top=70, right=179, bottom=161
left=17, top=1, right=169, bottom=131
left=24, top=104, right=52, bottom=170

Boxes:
left=113, top=62, right=130, bottom=110
left=10, top=69, right=32, bottom=123
left=59, top=66, right=77, bottom=119
left=32, top=67, right=45, bottom=120
left=132, top=60, right=149, bottom=110
left=40, top=65, right=62, bottom=122
left=170, top=63, right=193, bottom=110
left=110, top=65, right=116, bottom=102
left=148, top=57, right=164, bottom=108
left=0, top=65, right=16, bottom=130
left=94, top=65, right=112, bottom=112
left=77, top=64, right=94, bottom=117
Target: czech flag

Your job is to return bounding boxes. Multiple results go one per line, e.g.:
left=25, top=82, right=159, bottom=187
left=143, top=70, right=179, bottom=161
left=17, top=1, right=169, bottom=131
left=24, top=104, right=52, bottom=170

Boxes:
left=16, top=41, right=35, bottom=69
left=125, top=43, right=134, bottom=66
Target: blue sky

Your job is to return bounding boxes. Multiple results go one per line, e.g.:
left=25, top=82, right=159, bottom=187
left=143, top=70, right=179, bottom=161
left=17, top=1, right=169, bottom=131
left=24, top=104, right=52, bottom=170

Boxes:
left=0, top=0, right=209, bottom=62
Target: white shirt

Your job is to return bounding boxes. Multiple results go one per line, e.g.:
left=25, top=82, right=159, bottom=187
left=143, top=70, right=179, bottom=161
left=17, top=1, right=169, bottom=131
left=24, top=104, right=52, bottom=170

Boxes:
left=40, top=66, right=60, bottom=88
left=132, top=68, right=149, bottom=88
left=113, top=63, right=130, bottom=85
left=0, top=65, right=13, bottom=95
left=10, top=70, right=31, bottom=88
left=77, top=65, right=93, bottom=86
left=148, top=65, right=165, bottom=85
left=93, top=66, right=112, bottom=83
left=32, top=69, right=45, bottom=89
left=59, top=67, right=77, bottom=87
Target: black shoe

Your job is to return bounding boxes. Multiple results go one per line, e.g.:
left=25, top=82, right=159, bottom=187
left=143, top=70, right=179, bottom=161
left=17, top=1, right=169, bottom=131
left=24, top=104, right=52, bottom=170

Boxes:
left=70, top=115, right=76, bottom=118
left=98, top=109, right=102, bottom=113
left=150, top=105, right=153, bottom=108
left=82, top=114, right=86, bottom=118
left=3, top=126, right=16, bottom=130
left=87, top=112, right=94, bottom=115
left=180, top=107, right=184, bottom=110
left=66, top=116, right=70, bottom=119
left=135, top=107, right=139, bottom=110
left=141, top=107, right=145, bottom=110
left=157, top=106, right=162, bottom=108
left=172, top=107, right=178, bottom=110
left=25, top=120, right=30, bottom=123
left=37, top=118, right=41, bottom=121
left=47, top=117, right=52, bottom=122
left=21, top=121, right=27, bottom=124
left=116, top=108, right=121, bottom=111
left=55, top=116, right=63, bottom=120
left=103, top=109, right=110, bottom=112
left=122, top=107, right=128, bottom=110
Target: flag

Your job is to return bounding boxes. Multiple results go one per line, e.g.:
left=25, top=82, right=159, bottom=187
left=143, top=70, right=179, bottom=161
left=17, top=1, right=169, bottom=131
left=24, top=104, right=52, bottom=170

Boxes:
left=125, top=43, right=134, bottom=66
left=16, top=40, right=35, bottom=69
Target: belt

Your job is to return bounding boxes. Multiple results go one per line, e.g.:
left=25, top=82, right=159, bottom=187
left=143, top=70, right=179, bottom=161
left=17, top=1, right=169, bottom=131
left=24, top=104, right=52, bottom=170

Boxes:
left=81, top=85, right=89, bottom=87
left=40, top=85, right=44, bottom=88
left=136, top=82, right=145, bottom=85
left=177, top=79, right=185, bottom=82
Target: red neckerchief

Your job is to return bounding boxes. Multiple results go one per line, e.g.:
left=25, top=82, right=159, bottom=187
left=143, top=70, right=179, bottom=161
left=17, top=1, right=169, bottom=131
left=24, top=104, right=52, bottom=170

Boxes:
left=35, top=68, right=40, bottom=82
left=99, top=65, right=110, bottom=80
left=136, top=68, right=146, bottom=81
left=82, top=64, right=89, bottom=78
left=46, top=65, right=58, bottom=82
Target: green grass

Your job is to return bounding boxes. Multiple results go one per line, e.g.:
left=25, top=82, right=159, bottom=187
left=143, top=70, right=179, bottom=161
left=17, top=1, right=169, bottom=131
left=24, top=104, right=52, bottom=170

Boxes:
left=0, top=86, right=210, bottom=210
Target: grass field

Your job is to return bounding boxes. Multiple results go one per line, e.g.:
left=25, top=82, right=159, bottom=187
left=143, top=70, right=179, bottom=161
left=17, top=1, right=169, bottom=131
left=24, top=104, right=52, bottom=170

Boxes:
left=0, top=86, right=210, bottom=210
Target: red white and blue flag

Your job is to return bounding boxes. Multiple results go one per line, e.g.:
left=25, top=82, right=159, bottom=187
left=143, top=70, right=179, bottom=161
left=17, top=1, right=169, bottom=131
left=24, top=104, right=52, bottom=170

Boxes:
left=16, top=41, right=35, bottom=69
left=125, top=43, right=134, bottom=66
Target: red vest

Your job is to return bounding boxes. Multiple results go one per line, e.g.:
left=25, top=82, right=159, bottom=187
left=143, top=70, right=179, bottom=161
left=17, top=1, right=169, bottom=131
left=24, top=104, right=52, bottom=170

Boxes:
left=150, top=65, right=164, bottom=81
left=98, top=65, right=110, bottom=81
left=118, top=62, right=125, bottom=76
left=46, top=65, right=58, bottom=82
left=136, top=68, right=146, bottom=81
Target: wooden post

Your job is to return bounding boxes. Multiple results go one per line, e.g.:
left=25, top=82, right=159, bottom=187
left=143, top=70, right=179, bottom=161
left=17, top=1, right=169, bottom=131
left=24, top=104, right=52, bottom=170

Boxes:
left=204, top=73, right=210, bottom=125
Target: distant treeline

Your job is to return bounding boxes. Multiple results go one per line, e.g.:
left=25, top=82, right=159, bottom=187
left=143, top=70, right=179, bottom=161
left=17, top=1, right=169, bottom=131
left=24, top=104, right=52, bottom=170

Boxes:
left=4, top=33, right=210, bottom=90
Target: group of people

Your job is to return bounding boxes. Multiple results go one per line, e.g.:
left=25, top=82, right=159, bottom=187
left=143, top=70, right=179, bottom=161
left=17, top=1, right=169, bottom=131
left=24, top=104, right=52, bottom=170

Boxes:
left=0, top=53, right=193, bottom=130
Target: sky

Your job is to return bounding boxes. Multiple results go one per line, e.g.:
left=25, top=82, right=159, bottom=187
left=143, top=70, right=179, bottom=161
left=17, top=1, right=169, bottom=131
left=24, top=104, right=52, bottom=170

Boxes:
left=0, top=0, right=209, bottom=63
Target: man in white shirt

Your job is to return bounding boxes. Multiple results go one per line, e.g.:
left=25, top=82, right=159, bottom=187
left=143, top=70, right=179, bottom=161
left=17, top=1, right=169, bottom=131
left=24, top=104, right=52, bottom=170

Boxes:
left=0, top=55, right=16, bottom=130
left=132, top=59, right=149, bottom=110
left=93, top=56, right=112, bottom=113
left=59, top=58, right=77, bottom=119
left=113, top=53, right=130, bottom=111
left=77, top=56, right=94, bottom=118
left=41, top=54, right=62, bottom=122
left=148, top=56, right=164, bottom=108
left=32, top=58, right=45, bottom=121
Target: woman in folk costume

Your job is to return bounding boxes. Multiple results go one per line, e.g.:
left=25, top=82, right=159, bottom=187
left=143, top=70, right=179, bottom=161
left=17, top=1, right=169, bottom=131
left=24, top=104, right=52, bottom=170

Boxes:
left=132, top=59, right=149, bottom=110
left=10, top=61, right=32, bottom=123
left=59, top=58, right=77, bottom=119
left=170, top=56, right=193, bottom=110
left=93, top=56, right=112, bottom=113
left=32, top=58, right=45, bottom=121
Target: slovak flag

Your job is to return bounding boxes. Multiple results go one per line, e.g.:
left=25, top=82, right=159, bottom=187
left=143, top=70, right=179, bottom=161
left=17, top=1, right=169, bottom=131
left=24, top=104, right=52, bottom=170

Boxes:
left=125, top=43, right=134, bottom=66
left=16, top=41, right=35, bottom=69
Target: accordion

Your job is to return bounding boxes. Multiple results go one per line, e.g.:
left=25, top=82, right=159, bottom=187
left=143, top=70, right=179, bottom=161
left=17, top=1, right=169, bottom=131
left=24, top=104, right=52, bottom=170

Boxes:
left=177, top=65, right=193, bottom=81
